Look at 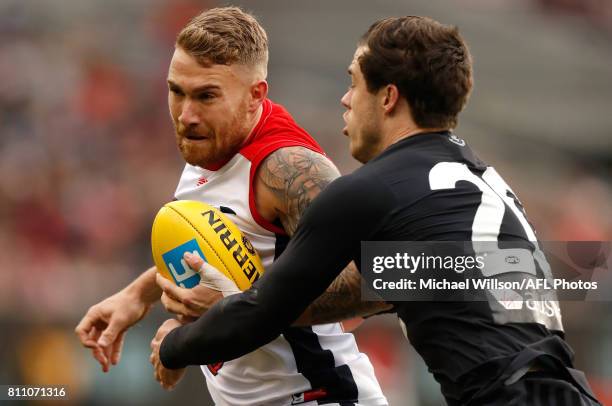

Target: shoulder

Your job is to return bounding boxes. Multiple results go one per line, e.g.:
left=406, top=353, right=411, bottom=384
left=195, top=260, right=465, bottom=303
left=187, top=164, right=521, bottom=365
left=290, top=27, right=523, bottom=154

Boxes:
left=306, top=171, right=396, bottom=221
left=254, top=146, right=341, bottom=235
left=258, top=146, right=338, bottom=185
left=288, top=171, right=397, bottom=242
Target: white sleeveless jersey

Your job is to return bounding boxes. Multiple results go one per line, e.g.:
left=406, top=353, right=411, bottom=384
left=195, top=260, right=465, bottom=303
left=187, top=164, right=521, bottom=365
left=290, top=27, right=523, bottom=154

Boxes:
left=173, top=100, right=387, bottom=406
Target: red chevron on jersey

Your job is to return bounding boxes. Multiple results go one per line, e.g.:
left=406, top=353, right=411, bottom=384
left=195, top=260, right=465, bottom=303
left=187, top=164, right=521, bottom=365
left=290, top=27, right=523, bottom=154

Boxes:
left=240, top=99, right=325, bottom=235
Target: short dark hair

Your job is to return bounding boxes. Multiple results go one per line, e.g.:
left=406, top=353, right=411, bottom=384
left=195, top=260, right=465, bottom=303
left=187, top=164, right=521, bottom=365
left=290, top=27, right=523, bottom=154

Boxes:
left=358, top=16, right=473, bottom=129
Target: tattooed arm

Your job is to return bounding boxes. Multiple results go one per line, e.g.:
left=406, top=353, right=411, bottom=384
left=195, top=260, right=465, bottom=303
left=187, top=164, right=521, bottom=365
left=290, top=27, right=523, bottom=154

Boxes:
left=293, top=262, right=392, bottom=326
left=254, top=146, right=391, bottom=325
left=255, top=145, right=340, bottom=234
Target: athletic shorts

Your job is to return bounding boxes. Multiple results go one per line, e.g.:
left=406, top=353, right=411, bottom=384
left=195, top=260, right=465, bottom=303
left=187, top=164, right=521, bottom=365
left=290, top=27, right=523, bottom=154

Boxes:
left=468, top=369, right=602, bottom=405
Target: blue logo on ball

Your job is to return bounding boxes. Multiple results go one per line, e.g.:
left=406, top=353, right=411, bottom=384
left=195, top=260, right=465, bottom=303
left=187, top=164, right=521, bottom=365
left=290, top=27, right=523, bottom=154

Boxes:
left=162, top=239, right=205, bottom=288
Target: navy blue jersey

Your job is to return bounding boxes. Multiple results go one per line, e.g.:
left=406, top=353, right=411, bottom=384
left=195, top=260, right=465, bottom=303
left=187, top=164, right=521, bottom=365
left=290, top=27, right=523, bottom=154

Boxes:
left=161, top=131, right=595, bottom=404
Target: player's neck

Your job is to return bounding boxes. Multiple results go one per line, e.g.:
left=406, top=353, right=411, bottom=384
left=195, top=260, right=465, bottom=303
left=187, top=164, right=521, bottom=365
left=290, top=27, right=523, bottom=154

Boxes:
left=383, top=121, right=448, bottom=150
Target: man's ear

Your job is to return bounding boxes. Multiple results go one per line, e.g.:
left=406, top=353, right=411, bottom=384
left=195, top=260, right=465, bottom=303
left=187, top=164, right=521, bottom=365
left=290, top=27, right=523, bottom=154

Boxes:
left=381, top=84, right=400, bottom=114
left=250, top=80, right=268, bottom=111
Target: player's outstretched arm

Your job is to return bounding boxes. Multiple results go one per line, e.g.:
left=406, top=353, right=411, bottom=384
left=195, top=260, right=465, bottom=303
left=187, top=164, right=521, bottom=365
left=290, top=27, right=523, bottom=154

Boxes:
left=257, top=146, right=390, bottom=324
left=158, top=173, right=396, bottom=367
left=75, top=266, right=162, bottom=372
left=154, top=146, right=389, bottom=327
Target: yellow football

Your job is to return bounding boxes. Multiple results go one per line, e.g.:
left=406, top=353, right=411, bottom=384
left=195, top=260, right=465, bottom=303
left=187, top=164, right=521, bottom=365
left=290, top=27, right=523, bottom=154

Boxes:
left=151, top=200, right=264, bottom=290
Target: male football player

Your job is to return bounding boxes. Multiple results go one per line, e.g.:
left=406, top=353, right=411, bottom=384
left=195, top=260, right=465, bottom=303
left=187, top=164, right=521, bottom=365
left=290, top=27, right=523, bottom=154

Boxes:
left=155, top=16, right=602, bottom=406
left=75, top=7, right=389, bottom=406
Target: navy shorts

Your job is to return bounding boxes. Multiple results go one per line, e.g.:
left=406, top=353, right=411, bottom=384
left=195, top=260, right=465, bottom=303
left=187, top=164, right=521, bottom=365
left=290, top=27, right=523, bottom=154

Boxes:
left=468, top=370, right=601, bottom=406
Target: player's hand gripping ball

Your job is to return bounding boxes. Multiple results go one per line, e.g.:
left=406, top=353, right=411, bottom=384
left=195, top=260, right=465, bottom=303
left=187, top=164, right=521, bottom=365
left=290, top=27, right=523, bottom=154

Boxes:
left=151, top=200, right=264, bottom=291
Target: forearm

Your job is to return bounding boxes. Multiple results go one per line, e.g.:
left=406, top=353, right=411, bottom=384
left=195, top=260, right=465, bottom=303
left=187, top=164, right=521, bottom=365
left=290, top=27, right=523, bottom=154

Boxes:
left=159, top=225, right=349, bottom=368
left=293, top=262, right=392, bottom=326
left=159, top=175, right=394, bottom=368
left=160, top=280, right=295, bottom=368
left=123, top=266, right=162, bottom=305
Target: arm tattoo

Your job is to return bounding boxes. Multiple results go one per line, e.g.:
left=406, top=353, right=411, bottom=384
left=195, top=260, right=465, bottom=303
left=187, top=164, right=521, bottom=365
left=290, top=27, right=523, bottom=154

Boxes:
left=297, top=263, right=392, bottom=325
left=259, top=147, right=391, bottom=325
left=259, top=146, right=340, bottom=235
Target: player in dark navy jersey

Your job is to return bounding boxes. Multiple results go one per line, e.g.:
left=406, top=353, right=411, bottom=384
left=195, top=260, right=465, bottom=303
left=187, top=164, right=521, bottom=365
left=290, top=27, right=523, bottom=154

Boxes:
left=157, top=16, right=601, bottom=405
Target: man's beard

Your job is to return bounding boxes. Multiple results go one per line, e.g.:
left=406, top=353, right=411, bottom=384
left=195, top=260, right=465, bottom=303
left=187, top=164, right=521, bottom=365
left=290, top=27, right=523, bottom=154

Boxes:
left=175, top=116, right=249, bottom=168
left=177, top=137, right=215, bottom=167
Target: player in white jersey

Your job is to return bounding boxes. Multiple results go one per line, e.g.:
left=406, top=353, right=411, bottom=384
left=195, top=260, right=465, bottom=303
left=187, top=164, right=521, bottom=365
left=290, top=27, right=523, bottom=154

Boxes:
left=75, top=7, right=388, bottom=405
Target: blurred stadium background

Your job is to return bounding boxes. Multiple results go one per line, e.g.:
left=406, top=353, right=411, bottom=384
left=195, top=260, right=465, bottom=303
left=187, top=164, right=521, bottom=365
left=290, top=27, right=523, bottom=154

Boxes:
left=0, top=0, right=610, bottom=404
